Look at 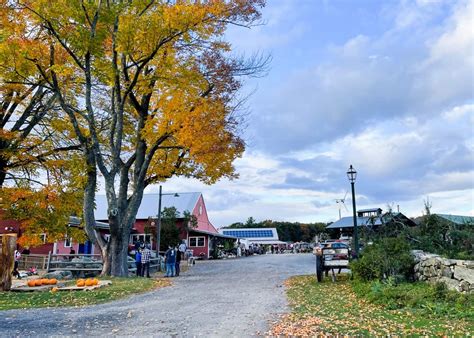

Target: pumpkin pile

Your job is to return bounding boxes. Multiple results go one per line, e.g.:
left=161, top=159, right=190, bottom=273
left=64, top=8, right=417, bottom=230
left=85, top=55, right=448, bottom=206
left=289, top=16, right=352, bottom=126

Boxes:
left=27, top=278, right=58, bottom=287
left=76, top=278, right=99, bottom=287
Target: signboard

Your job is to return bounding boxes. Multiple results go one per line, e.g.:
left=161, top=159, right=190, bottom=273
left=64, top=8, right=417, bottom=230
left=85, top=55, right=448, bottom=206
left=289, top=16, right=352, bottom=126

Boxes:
left=324, top=259, right=349, bottom=267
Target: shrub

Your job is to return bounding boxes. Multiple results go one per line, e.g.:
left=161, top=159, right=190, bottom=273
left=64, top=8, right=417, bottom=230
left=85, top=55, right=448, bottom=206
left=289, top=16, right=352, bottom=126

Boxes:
left=351, top=237, right=414, bottom=282
left=351, top=279, right=474, bottom=319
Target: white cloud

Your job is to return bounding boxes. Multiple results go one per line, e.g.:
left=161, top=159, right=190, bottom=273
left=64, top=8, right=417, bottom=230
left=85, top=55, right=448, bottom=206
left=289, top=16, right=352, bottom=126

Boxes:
left=442, top=104, right=474, bottom=120
left=415, top=0, right=474, bottom=106
left=143, top=0, right=474, bottom=226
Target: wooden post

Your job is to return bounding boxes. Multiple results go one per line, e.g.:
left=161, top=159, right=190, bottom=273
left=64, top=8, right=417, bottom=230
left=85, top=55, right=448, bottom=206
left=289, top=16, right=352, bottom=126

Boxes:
left=1, top=234, right=17, bottom=291
left=46, top=251, right=52, bottom=272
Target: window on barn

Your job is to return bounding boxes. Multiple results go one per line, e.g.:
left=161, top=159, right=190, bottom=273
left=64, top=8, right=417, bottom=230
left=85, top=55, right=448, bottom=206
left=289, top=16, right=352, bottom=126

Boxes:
left=189, top=236, right=205, bottom=247
left=64, top=236, right=72, bottom=248
left=130, top=234, right=152, bottom=246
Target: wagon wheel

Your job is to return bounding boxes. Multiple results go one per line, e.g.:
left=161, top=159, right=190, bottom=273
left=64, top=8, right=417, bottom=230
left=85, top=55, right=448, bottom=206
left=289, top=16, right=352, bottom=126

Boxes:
left=316, top=256, right=323, bottom=282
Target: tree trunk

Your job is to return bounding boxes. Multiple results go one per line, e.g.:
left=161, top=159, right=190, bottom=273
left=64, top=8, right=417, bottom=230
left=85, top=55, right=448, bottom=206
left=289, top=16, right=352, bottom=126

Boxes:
left=0, top=158, right=8, bottom=187
left=100, top=245, right=111, bottom=276
left=100, top=229, right=132, bottom=277
left=0, top=234, right=17, bottom=291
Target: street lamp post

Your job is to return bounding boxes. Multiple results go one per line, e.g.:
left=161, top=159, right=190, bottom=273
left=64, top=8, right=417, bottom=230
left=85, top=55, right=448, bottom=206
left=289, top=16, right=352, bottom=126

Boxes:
left=156, top=186, right=179, bottom=257
left=347, top=164, right=359, bottom=258
left=156, top=185, right=163, bottom=257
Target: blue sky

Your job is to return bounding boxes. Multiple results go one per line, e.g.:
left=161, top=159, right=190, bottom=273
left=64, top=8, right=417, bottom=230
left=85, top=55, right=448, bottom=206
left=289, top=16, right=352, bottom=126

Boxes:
left=149, top=0, right=474, bottom=227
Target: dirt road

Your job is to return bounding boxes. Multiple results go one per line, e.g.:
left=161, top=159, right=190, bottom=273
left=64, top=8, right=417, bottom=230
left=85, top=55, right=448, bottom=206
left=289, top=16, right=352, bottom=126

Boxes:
left=0, top=253, right=315, bottom=336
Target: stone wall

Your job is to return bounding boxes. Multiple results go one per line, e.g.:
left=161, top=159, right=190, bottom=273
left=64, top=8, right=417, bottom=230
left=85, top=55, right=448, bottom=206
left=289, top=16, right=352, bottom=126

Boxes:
left=412, top=250, right=474, bottom=293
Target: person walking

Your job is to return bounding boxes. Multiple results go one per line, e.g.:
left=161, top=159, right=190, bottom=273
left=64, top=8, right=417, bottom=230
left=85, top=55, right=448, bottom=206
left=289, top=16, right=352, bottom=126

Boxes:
left=141, top=244, right=151, bottom=278
left=164, top=246, right=176, bottom=277
left=175, top=248, right=181, bottom=277
left=135, top=248, right=142, bottom=277
left=13, top=249, right=21, bottom=279
left=178, top=240, right=187, bottom=256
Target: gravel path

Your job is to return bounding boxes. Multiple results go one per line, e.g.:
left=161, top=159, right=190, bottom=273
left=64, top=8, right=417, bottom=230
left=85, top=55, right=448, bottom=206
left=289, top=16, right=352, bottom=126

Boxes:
left=0, top=253, right=315, bottom=336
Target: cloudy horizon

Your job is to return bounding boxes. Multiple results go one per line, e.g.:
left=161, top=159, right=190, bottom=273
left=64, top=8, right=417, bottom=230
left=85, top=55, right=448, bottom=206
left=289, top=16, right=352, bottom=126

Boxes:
left=144, top=0, right=474, bottom=227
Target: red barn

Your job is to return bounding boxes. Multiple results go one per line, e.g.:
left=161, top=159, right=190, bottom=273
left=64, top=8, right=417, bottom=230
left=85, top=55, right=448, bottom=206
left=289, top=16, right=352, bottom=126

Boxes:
left=0, top=210, right=77, bottom=255
left=2, top=192, right=234, bottom=260
left=93, top=192, right=234, bottom=259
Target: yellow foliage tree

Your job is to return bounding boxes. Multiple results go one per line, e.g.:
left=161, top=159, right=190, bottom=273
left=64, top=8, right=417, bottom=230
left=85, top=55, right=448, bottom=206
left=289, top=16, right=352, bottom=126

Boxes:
left=6, top=0, right=268, bottom=276
left=0, top=1, right=85, bottom=247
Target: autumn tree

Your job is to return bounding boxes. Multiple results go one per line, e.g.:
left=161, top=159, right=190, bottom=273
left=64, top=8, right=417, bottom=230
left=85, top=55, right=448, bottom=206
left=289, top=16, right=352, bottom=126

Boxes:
left=0, top=2, right=84, bottom=248
left=8, top=0, right=267, bottom=276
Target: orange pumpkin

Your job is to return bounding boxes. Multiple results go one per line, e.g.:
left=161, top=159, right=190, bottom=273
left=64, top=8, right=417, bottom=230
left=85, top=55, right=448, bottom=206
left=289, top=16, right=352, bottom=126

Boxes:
left=48, top=279, right=57, bottom=285
left=85, top=279, right=94, bottom=286
left=76, top=279, right=85, bottom=287
left=92, top=278, right=99, bottom=286
left=41, top=278, right=49, bottom=285
left=27, top=280, right=36, bottom=287
left=51, top=287, right=59, bottom=293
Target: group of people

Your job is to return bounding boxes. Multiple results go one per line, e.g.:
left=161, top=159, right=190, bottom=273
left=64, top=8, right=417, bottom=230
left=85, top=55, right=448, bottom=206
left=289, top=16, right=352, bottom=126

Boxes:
left=164, top=241, right=187, bottom=277
left=134, top=243, right=152, bottom=278
left=133, top=240, right=187, bottom=278
left=236, top=242, right=265, bottom=257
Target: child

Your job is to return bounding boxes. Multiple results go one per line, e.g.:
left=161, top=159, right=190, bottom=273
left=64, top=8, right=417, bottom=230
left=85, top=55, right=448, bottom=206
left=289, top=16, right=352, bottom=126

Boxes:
left=13, top=249, right=21, bottom=279
left=135, top=248, right=142, bottom=277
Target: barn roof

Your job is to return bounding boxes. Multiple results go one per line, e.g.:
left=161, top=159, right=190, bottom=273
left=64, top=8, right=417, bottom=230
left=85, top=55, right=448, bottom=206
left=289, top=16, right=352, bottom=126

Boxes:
left=94, top=192, right=201, bottom=221
left=326, top=211, right=416, bottom=229
left=435, top=214, right=474, bottom=225
left=326, top=216, right=383, bottom=229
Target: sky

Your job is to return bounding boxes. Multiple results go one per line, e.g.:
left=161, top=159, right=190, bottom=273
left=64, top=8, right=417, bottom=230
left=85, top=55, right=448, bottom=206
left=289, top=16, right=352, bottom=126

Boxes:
left=146, top=0, right=474, bottom=227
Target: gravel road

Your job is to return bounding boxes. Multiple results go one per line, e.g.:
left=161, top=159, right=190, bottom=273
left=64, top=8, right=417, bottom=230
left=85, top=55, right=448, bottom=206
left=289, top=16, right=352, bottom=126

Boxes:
left=0, top=253, right=315, bottom=336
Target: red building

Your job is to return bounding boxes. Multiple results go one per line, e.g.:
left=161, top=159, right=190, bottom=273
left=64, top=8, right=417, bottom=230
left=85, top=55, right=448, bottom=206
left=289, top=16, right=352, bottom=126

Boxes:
left=0, top=210, right=71, bottom=255
left=2, top=192, right=234, bottom=259
left=93, top=192, right=234, bottom=259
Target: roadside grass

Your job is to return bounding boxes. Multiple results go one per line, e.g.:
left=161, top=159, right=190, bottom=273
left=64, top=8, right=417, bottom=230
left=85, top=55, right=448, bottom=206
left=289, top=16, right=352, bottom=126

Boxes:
left=268, top=274, right=474, bottom=336
left=0, top=277, right=171, bottom=311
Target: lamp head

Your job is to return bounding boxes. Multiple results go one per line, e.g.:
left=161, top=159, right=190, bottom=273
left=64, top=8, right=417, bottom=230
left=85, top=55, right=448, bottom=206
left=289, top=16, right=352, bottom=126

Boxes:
left=347, top=164, right=357, bottom=183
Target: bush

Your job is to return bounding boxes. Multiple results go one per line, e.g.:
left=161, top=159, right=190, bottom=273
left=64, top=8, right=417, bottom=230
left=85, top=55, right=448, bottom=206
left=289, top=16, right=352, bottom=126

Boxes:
left=351, top=279, right=474, bottom=319
left=406, top=215, right=474, bottom=260
left=351, top=237, right=414, bottom=282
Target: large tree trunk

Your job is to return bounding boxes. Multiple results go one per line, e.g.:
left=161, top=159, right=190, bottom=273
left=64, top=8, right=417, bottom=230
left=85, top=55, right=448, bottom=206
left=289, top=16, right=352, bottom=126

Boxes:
left=105, top=229, right=131, bottom=276
left=0, top=234, right=17, bottom=291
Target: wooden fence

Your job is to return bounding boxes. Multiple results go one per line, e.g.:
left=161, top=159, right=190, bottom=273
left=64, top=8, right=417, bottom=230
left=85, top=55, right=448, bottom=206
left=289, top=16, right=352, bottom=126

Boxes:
left=46, top=253, right=162, bottom=274
left=18, top=254, right=49, bottom=270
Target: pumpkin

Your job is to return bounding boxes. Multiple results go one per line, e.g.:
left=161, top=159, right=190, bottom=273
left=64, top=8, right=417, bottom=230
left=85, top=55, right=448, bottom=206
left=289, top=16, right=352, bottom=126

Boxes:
left=41, top=278, right=49, bottom=285
left=34, top=279, right=43, bottom=286
left=48, top=279, right=58, bottom=285
left=76, top=279, right=85, bottom=287
left=27, top=280, right=36, bottom=287
left=92, top=278, right=99, bottom=286
left=85, top=278, right=94, bottom=286
left=51, top=287, right=59, bottom=293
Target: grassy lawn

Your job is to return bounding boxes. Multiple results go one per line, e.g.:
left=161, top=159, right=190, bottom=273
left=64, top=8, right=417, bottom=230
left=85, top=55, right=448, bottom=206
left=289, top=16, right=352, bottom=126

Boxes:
left=268, top=274, right=474, bottom=336
left=0, top=277, right=171, bottom=311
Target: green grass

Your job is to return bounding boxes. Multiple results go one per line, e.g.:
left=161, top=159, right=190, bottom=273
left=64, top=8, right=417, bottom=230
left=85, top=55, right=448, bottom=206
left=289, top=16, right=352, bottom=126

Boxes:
left=268, top=274, right=474, bottom=336
left=0, top=277, right=168, bottom=311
